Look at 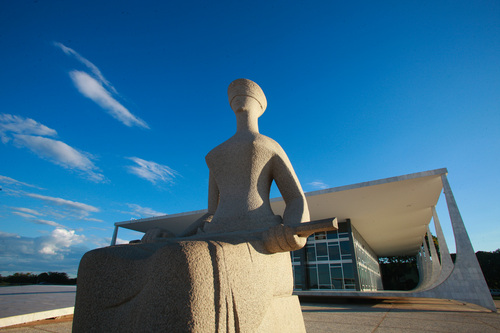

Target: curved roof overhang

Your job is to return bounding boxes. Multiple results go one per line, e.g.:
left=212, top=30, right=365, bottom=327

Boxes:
left=116, top=168, right=447, bottom=257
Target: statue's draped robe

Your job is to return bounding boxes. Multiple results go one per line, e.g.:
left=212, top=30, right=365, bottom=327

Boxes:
left=73, top=231, right=305, bottom=332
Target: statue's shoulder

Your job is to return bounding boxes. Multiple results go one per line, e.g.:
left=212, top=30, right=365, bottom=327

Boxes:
left=255, top=134, right=286, bottom=156
left=205, top=137, right=237, bottom=165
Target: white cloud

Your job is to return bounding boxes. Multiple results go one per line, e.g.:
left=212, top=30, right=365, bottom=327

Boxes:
left=69, top=71, right=148, bottom=129
left=127, top=157, right=178, bottom=185
left=0, top=114, right=57, bottom=143
left=0, top=175, right=41, bottom=189
left=0, top=229, right=89, bottom=276
left=308, top=181, right=329, bottom=189
left=82, top=217, right=104, bottom=223
left=36, top=228, right=86, bottom=255
left=0, top=231, right=20, bottom=238
left=25, top=192, right=99, bottom=213
left=126, top=203, right=166, bottom=218
left=55, top=42, right=149, bottom=129
left=12, top=211, right=37, bottom=219
left=12, top=134, right=105, bottom=182
left=11, top=207, right=67, bottom=229
left=12, top=207, right=43, bottom=216
left=32, top=219, right=67, bottom=228
left=0, top=114, right=105, bottom=182
left=53, top=42, right=117, bottom=94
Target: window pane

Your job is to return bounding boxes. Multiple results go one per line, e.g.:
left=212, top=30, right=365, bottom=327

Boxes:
left=327, top=230, right=338, bottom=239
left=328, top=244, right=340, bottom=261
left=293, top=267, right=302, bottom=289
left=318, top=264, right=330, bottom=285
left=343, top=263, right=354, bottom=279
left=340, top=241, right=351, bottom=255
left=343, top=263, right=356, bottom=286
left=330, top=266, right=343, bottom=289
left=306, top=246, right=316, bottom=261
left=316, top=243, right=327, bottom=257
left=307, top=265, right=318, bottom=289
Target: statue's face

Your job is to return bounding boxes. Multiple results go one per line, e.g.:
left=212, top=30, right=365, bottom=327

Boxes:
left=230, top=95, right=263, bottom=117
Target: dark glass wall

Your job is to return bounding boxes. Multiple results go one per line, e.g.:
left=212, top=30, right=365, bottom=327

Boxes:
left=291, top=220, right=382, bottom=291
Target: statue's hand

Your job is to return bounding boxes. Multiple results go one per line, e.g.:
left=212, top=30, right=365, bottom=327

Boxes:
left=141, top=228, right=175, bottom=243
left=262, top=224, right=307, bottom=253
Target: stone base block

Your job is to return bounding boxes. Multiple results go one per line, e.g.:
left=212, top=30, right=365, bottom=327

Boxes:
left=258, top=295, right=306, bottom=332
left=73, top=235, right=305, bottom=332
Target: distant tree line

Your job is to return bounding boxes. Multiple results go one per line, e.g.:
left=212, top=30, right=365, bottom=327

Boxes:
left=452, top=249, right=500, bottom=290
left=379, top=248, right=500, bottom=291
left=379, top=255, right=418, bottom=290
left=0, top=272, right=76, bottom=286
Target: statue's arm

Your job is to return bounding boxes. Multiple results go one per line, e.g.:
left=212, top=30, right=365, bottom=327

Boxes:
left=142, top=172, right=219, bottom=241
left=207, top=170, right=219, bottom=214
left=272, top=149, right=310, bottom=226
left=178, top=171, right=219, bottom=237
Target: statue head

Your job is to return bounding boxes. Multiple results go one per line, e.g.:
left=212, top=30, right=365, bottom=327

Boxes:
left=228, top=79, right=267, bottom=117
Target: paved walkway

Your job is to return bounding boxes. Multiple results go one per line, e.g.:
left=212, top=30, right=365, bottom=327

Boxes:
left=301, top=297, right=500, bottom=332
left=1, top=296, right=499, bottom=332
left=0, top=285, right=76, bottom=328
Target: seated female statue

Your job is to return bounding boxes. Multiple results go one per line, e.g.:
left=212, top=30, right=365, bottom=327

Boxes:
left=73, top=79, right=310, bottom=333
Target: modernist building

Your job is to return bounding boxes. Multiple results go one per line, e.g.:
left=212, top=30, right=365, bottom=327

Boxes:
left=111, top=168, right=496, bottom=312
left=291, top=220, right=383, bottom=292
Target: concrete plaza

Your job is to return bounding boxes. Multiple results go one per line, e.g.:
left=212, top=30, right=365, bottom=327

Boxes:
left=1, top=295, right=499, bottom=332
left=0, top=285, right=75, bottom=329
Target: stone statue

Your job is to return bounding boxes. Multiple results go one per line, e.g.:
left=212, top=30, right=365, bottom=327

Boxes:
left=72, top=79, right=336, bottom=332
left=143, top=79, right=311, bottom=249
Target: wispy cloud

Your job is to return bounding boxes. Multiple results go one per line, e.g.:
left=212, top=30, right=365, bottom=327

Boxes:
left=69, top=71, right=148, bottom=128
left=12, top=207, right=43, bottom=216
left=0, top=175, right=42, bottom=189
left=12, top=211, right=37, bottom=219
left=126, top=157, right=178, bottom=185
left=0, top=114, right=105, bottom=182
left=25, top=192, right=99, bottom=213
left=11, top=206, right=68, bottom=229
left=126, top=203, right=166, bottom=218
left=13, top=134, right=105, bottom=182
left=12, top=210, right=67, bottom=229
left=53, top=42, right=117, bottom=94
left=10, top=191, right=102, bottom=223
left=308, top=181, right=329, bottom=190
left=32, top=219, right=67, bottom=228
left=0, top=231, right=20, bottom=238
left=82, top=217, right=104, bottom=223
left=54, top=42, right=149, bottom=129
left=0, top=114, right=57, bottom=143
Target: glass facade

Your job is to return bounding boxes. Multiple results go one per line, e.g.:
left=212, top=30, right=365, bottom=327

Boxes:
left=291, top=220, right=382, bottom=291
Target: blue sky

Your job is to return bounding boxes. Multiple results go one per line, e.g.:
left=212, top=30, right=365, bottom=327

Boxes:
left=0, top=1, right=499, bottom=276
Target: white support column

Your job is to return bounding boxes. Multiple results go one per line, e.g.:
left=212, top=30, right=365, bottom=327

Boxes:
left=430, top=174, right=495, bottom=311
left=426, top=226, right=441, bottom=286
left=110, top=225, right=119, bottom=246
left=415, top=246, right=424, bottom=290
left=421, top=235, right=432, bottom=290
left=430, top=206, right=453, bottom=287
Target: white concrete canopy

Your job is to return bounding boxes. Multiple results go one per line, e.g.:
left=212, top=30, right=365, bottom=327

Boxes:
left=114, top=168, right=446, bottom=257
